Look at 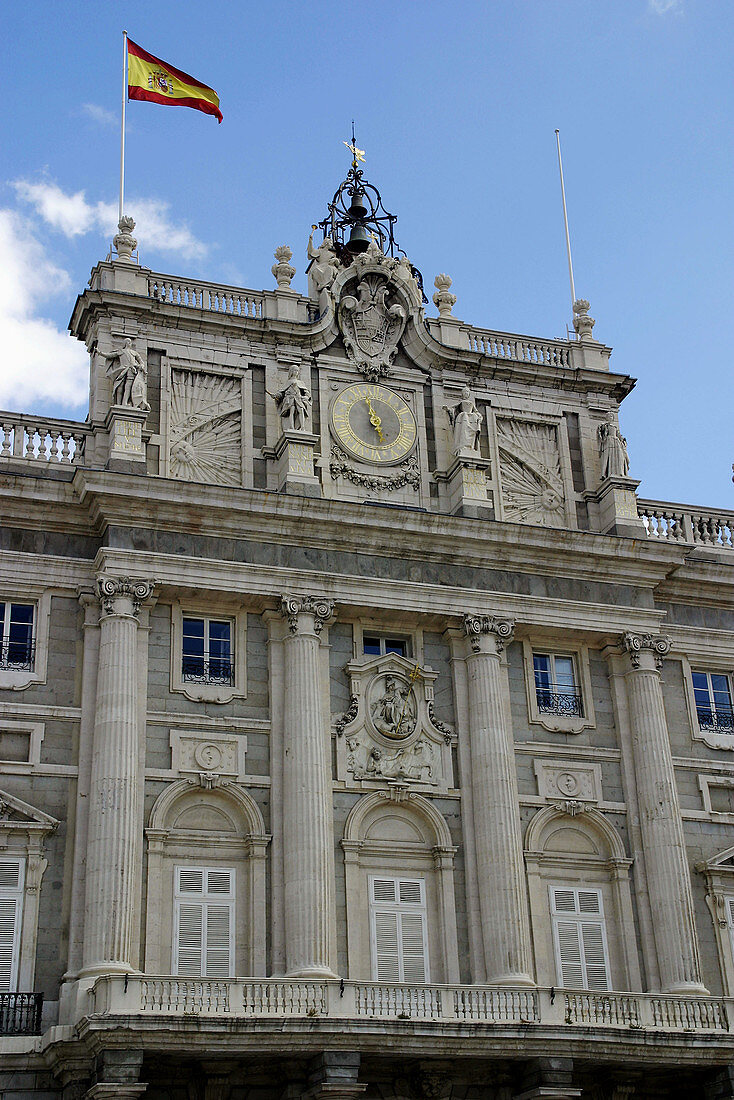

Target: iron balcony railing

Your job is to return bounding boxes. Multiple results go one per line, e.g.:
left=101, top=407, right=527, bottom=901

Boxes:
left=697, top=706, right=734, bottom=732
left=0, top=640, right=35, bottom=671
left=181, top=657, right=234, bottom=685
left=0, top=992, right=43, bottom=1036
left=536, top=689, right=584, bottom=718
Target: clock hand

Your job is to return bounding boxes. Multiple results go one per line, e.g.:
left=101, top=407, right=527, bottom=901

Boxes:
left=365, top=398, right=385, bottom=443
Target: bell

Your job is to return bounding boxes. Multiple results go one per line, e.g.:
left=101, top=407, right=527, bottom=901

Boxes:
left=348, top=187, right=368, bottom=220
left=346, top=223, right=371, bottom=254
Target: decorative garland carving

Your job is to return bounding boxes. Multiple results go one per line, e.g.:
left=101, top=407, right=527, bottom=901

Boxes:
left=280, top=594, right=335, bottom=634
left=329, top=443, right=420, bottom=492
left=427, top=701, right=454, bottom=744
left=621, top=631, right=671, bottom=669
left=335, top=694, right=359, bottom=737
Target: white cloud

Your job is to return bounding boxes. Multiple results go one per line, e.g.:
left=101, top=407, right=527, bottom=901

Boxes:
left=648, top=0, right=683, bottom=14
left=81, top=103, right=117, bottom=127
left=0, top=211, right=89, bottom=409
left=13, top=178, right=208, bottom=261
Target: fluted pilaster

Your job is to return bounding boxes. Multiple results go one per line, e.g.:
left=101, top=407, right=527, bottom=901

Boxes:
left=621, top=631, right=707, bottom=994
left=81, top=577, right=153, bottom=975
left=463, top=614, right=534, bottom=985
left=280, top=594, right=336, bottom=977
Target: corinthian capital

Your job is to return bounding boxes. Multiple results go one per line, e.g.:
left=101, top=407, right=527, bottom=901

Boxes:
left=463, top=613, right=515, bottom=654
left=621, top=631, right=671, bottom=670
left=280, top=594, right=335, bottom=635
left=97, top=576, right=155, bottom=618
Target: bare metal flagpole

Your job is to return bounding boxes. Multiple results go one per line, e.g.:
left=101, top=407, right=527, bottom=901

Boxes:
left=119, top=30, right=128, bottom=222
left=554, top=128, right=576, bottom=316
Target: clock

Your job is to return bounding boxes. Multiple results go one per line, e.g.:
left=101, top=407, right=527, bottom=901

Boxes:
left=331, top=382, right=418, bottom=466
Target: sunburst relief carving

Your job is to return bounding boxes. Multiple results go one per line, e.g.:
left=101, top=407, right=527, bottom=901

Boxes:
left=496, top=418, right=565, bottom=527
left=169, top=370, right=242, bottom=487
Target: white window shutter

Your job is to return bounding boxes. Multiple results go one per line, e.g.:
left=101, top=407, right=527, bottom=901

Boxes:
left=204, top=905, right=233, bottom=977
left=374, top=910, right=401, bottom=981
left=400, top=912, right=427, bottom=983
left=369, top=875, right=429, bottom=983
left=555, top=920, right=584, bottom=988
left=174, top=866, right=234, bottom=977
left=550, top=885, right=610, bottom=991
left=0, top=859, right=23, bottom=992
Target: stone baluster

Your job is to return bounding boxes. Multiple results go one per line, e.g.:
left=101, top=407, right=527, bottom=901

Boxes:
left=279, top=594, right=337, bottom=977
left=463, top=614, right=534, bottom=985
left=81, top=576, right=154, bottom=976
left=620, top=631, right=708, bottom=994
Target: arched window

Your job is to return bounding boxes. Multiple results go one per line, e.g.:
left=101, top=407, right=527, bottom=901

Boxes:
left=524, top=805, right=640, bottom=992
left=145, top=782, right=270, bottom=977
left=342, top=792, right=459, bottom=983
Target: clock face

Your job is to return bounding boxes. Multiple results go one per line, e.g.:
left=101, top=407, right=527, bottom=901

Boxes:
left=331, top=382, right=418, bottom=466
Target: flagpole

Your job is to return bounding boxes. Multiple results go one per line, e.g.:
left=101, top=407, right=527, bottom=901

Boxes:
left=554, top=128, right=576, bottom=315
left=119, top=30, right=128, bottom=222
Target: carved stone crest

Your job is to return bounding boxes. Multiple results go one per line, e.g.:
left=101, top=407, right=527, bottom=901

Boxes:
left=338, top=273, right=407, bottom=380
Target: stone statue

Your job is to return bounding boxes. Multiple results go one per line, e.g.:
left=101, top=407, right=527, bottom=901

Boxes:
left=307, top=232, right=339, bottom=294
left=598, top=414, right=630, bottom=478
left=444, top=386, right=482, bottom=455
left=106, top=339, right=150, bottom=411
left=270, top=364, right=312, bottom=432
left=370, top=675, right=416, bottom=738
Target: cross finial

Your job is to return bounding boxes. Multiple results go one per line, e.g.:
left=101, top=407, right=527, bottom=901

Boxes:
left=344, top=120, right=365, bottom=167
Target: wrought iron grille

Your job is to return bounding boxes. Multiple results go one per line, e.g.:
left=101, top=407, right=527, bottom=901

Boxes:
left=0, top=992, right=43, bottom=1036
left=697, top=707, right=734, bottom=732
left=181, top=657, right=234, bottom=685
left=536, top=690, right=584, bottom=717
left=0, top=640, right=35, bottom=671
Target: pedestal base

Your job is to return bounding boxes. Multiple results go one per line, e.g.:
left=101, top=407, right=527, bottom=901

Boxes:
left=106, top=406, right=148, bottom=467
left=594, top=475, right=644, bottom=536
left=446, top=455, right=492, bottom=516
left=275, top=431, right=321, bottom=495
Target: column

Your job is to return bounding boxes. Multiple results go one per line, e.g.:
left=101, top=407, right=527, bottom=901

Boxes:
left=81, top=576, right=154, bottom=976
left=280, top=594, right=337, bottom=977
left=620, top=631, right=707, bottom=994
left=463, top=614, right=534, bottom=985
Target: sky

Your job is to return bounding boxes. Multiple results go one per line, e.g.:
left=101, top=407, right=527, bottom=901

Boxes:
left=2, top=0, right=732, bottom=508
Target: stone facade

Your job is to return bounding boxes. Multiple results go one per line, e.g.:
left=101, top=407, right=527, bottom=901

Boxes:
left=0, top=170, right=733, bottom=1100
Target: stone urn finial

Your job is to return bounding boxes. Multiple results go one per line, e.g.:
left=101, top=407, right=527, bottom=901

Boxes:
left=113, top=215, right=137, bottom=263
left=272, top=245, right=296, bottom=290
left=573, top=298, right=596, bottom=341
left=433, top=273, right=456, bottom=318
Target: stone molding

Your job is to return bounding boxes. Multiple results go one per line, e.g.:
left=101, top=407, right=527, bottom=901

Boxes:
left=96, top=575, right=155, bottom=618
left=621, top=631, right=671, bottom=670
left=463, top=613, right=515, bottom=653
left=280, top=594, right=335, bottom=634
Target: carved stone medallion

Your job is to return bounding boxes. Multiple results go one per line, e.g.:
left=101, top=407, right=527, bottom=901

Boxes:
left=367, top=672, right=417, bottom=740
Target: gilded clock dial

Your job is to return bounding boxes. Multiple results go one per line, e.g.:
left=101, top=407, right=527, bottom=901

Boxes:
left=331, top=383, right=418, bottom=466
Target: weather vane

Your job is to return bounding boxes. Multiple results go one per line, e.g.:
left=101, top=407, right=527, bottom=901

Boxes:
left=343, top=120, right=365, bottom=167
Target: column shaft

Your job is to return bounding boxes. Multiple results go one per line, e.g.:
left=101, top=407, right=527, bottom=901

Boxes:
left=464, top=615, right=533, bottom=985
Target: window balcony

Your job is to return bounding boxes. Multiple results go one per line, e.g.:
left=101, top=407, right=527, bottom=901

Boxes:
left=0, top=640, right=35, bottom=671
left=536, top=689, right=584, bottom=718
left=697, top=706, right=734, bottom=732
left=181, top=657, right=234, bottom=685
left=0, top=992, right=43, bottom=1036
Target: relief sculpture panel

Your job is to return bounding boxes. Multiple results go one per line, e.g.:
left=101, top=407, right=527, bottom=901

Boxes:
left=496, top=417, right=565, bottom=527
left=169, top=369, right=242, bottom=487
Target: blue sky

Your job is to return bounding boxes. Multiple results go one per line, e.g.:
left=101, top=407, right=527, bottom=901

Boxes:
left=2, top=0, right=731, bottom=507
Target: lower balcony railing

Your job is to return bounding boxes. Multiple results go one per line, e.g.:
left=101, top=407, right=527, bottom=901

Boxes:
left=0, top=992, right=44, bottom=1036
left=85, top=976, right=731, bottom=1034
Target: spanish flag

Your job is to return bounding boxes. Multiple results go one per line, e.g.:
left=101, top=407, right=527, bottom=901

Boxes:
left=127, top=38, right=222, bottom=123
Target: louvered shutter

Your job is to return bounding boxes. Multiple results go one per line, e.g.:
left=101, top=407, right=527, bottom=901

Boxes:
left=174, top=866, right=234, bottom=977
left=369, top=876, right=429, bottom=982
left=0, top=860, right=23, bottom=992
left=550, top=886, right=610, bottom=991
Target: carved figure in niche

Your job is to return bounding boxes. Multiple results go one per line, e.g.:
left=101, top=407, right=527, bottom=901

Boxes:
left=598, top=413, right=630, bottom=478
left=444, top=386, right=482, bottom=455
left=307, top=232, right=339, bottom=294
left=270, top=364, right=312, bottom=432
left=106, top=339, right=150, bottom=411
left=371, top=675, right=416, bottom=739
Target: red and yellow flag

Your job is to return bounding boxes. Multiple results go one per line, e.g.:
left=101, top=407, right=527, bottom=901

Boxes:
left=127, top=38, right=222, bottom=123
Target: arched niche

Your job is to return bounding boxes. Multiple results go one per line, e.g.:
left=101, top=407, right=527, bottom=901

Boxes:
left=524, top=804, right=639, bottom=992
left=341, top=791, right=459, bottom=983
left=145, top=780, right=270, bottom=976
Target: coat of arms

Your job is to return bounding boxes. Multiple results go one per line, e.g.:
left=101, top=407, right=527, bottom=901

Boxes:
left=338, top=274, right=407, bottom=380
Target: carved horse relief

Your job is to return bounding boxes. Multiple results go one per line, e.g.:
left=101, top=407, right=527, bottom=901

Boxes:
left=496, top=418, right=566, bottom=527
left=169, top=369, right=242, bottom=487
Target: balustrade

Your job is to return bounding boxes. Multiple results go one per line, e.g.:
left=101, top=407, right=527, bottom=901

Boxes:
left=0, top=415, right=88, bottom=464
left=639, top=500, right=733, bottom=550
left=0, top=992, right=43, bottom=1035
left=464, top=328, right=572, bottom=367
left=148, top=276, right=264, bottom=318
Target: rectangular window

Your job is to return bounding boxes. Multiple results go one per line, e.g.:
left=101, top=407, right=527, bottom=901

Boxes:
left=693, top=671, right=734, bottom=732
left=369, top=876, right=429, bottom=983
left=173, top=866, right=234, bottom=978
left=0, top=603, right=35, bottom=671
left=550, top=886, right=610, bottom=991
left=0, top=859, right=24, bottom=992
left=533, top=653, right=583, bottom=718
left=182, top=617, right=233, bottom=685
left=363, top=636, right=410, bottom=658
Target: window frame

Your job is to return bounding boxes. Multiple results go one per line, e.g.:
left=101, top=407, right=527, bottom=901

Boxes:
left=681, top=654, right=734, bottom=752
left=522, top=639, right=595, bottom=734
left=170, top=600, right=247, bottom=704
left=0, top=591, right=50, bottom=692
left=368, top=874, right=430, bottom=984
